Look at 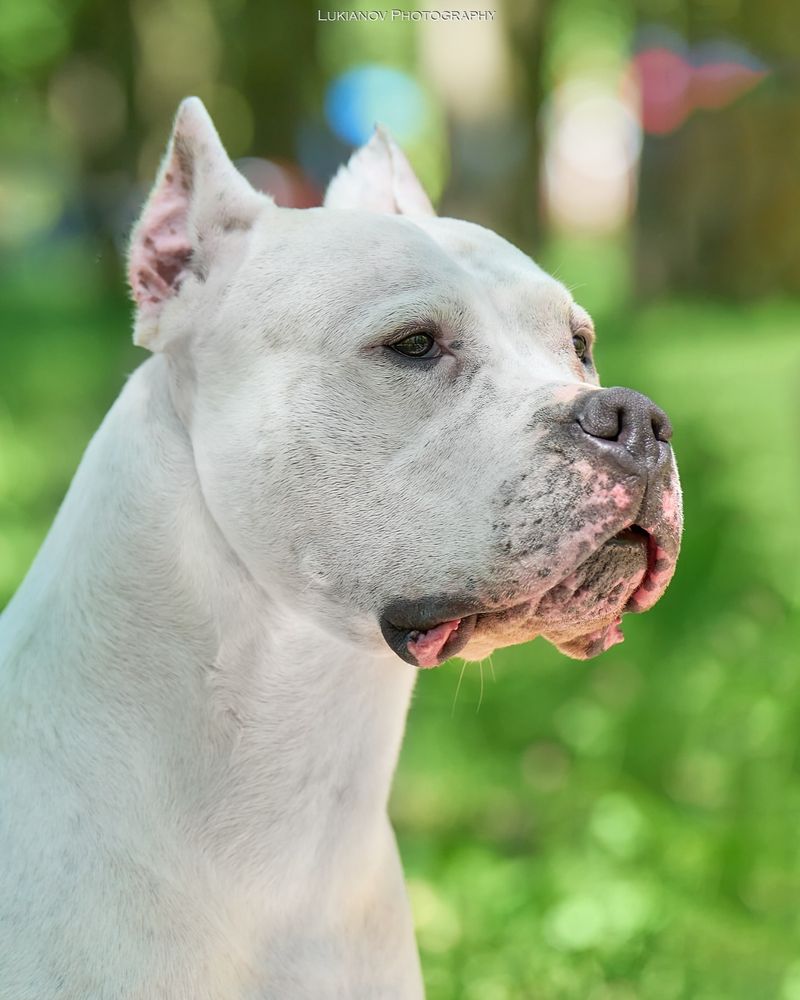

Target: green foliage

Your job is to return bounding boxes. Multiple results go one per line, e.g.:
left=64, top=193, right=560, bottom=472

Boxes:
left=1, top=242, right=798, bottom=996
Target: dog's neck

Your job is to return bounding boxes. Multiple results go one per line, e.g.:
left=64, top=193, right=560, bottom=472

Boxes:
left=1, top=356, right=416, bottom=894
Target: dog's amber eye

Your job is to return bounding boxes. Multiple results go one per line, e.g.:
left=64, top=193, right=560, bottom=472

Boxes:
left=572, top=333, right=589, bottom=362
left=391, top=331, right=441, bottom=360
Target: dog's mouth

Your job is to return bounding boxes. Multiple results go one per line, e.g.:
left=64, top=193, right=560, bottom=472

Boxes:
left=380, top=522, right=676, bottom=668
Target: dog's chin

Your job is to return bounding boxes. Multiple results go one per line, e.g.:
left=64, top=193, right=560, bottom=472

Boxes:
left=533, top=528, right=652, bottom=659
left=460, top=528, right=650, bottom=662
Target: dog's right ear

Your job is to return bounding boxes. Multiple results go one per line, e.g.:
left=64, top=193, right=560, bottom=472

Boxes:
left=323, top=126, right=435, bottom=217
left=128, top=97, right=266, bottom=351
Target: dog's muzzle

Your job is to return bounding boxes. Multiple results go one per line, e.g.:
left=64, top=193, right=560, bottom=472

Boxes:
left=378, top=385, right=681, bottom=669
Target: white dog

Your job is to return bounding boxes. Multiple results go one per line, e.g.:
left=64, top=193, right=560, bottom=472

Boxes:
left=0, top=98, right=681, bottom=998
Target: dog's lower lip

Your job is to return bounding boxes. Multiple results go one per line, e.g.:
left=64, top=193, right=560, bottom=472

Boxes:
left=382, top=613, right=478, bottom=668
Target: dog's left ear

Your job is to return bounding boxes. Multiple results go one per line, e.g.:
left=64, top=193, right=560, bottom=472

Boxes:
left=323, top=126, right=435, bottom=217
left=128, top=97, right=266, bottom=351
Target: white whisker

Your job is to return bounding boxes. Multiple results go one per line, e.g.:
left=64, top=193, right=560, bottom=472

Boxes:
left=452, top=659, right=468, bottom=716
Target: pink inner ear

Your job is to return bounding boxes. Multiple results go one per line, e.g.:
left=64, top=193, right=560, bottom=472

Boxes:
left=129, top=165, right=193, bottom=309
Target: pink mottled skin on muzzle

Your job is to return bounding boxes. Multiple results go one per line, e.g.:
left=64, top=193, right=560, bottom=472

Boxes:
left=575, top=460, right=634, bottom=511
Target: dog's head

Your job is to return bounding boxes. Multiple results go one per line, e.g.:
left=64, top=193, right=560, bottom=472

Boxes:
left=129, top=98, right=682, bottom=667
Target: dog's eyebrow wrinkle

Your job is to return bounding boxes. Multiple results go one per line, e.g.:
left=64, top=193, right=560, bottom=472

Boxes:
left=570, top=303, right=595, bottom=337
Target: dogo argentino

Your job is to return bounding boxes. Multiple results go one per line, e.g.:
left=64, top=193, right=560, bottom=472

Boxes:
left=0, top=98, right=682, bottom=999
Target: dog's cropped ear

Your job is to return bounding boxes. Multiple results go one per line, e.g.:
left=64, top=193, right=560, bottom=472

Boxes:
left=128, top=97, right=266, bottom=351
left=323, top=126, right=435, bottom=217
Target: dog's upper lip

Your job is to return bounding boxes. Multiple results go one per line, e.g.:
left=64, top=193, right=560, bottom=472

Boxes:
left=622, top=522, right=678, bottom=613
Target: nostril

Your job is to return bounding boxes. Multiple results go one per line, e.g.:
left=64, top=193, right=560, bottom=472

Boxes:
left=653, top=414, right=672, bottom=442
left=650, top=409, right=673, bottom=443
left=577, top=400, right=623, bottom=441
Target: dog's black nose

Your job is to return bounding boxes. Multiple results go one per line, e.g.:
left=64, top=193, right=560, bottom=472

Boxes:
left=574, top=387, right=672, bottom=474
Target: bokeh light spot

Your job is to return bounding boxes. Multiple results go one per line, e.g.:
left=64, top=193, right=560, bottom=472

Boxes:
left=324, top=64, right=428, bottom=146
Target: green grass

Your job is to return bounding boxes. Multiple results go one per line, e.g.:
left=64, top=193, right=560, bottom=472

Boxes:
left=1, top=244, right=799, bottom=998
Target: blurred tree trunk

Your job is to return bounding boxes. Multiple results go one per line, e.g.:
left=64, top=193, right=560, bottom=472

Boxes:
left=635, top=2, right=800, bottom=298
left=502, top=0, right=553, bottom=254
left=226, top=0, right=321, bottom=160
left=439, top=0, right=553, bottom=256
left=42, top=0, right=323, bottom=278
left=49, top=0, right=139, bottom=287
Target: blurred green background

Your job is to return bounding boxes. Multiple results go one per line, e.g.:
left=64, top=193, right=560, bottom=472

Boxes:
left=1, top=1, right=799, bottom=997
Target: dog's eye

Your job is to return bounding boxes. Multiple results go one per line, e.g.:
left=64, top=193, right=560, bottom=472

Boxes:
left=391, top=331, right=441, bottom=360
left=572, top=333, right=589, bottom=362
